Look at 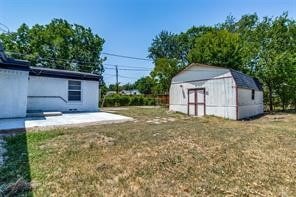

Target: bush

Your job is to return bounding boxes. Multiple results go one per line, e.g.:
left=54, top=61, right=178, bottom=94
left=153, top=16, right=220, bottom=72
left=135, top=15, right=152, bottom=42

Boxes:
left=143, top=97, right=156, bottom=105
left=119, top=95, right=130, bottom=106
left=102, top=94, right=157, bottom=107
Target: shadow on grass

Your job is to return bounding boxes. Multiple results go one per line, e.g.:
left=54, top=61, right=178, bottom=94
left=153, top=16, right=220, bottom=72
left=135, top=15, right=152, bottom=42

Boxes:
left=239, top=113, right=266, bottom=121
left=0, top=129, right=32, bottom=196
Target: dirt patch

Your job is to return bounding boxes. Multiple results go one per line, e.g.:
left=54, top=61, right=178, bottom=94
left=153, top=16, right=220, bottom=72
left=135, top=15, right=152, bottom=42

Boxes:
left=146, top=117, right=177, bottom=124
left=262, top=114, right=292, bottom=121
left=101, top=107, right=129, bottom=112
left=40, top=133, right=115, bottom=153
left=137, top=106, right=161, bottom=109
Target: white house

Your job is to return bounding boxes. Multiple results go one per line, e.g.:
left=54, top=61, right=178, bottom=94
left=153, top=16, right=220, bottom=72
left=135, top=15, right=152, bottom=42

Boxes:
left=169, top=63, right=263, bottom=120
left=120, top=89, right=141, bottom=95
left=0, top=44, right=100, bottom=119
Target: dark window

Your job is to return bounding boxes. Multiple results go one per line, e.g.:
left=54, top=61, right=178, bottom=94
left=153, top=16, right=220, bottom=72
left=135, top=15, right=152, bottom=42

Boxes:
left=251, top=89, right=255, bottom=100
left=68, top=80, right=81, bottom=101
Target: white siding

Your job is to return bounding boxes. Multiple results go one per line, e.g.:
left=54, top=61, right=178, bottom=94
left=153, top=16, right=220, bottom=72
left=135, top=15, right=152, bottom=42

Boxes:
left=238, top=88, right=263, bottom=119
left=170, top=71, right=237, bottom=120
left=0, top=69, right=29, bottom=118
left=27, top=76, right=99, bottom=112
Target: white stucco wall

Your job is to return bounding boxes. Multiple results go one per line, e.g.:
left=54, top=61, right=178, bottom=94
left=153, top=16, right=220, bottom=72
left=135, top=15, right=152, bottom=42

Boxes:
left=170, top=65, right=237, bottom=120
left=27, top=76, right=99, bottom=112
left=0, top=69, right=29, bottom=118
left=238, top=88, right=263, bottom=119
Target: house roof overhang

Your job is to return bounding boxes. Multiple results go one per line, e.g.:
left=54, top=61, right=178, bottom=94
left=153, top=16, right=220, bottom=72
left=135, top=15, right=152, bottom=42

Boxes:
left=0, top=58, right=31, bottom=71
left=29, top=66, right=101, bottom=82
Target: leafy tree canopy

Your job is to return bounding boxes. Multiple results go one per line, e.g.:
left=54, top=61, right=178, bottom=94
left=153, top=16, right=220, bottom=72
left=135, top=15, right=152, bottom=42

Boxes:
left=188, top=30, right=245, bottom=71
left=135, top=76, right=154, bottom=95
left=0, top=18, right=105, bottom=74
left=151, top=58, right=185, bottom=94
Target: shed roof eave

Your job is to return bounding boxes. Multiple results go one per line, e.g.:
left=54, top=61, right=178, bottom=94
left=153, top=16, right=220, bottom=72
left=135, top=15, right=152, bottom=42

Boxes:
left=29, top=66, right=101, bottom=82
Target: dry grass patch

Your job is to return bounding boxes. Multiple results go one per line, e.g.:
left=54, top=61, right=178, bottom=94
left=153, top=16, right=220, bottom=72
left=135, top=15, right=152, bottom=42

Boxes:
left=1, top=107, right=295, bottom=196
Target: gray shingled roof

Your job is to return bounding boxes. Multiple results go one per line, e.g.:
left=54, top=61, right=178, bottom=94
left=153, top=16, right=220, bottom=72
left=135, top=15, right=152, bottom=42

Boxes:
left=230, top=69, right=263, bottom=91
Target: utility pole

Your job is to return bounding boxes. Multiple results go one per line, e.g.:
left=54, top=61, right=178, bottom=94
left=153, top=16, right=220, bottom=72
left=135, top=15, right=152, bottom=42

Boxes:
left=115, top=65, right=119, bottom=94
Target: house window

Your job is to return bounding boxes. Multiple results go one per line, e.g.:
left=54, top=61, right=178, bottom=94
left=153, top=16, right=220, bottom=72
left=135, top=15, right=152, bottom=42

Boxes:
left=68, top=80, right=81, bottom=101
left=251, top=89, right=255, bottom=100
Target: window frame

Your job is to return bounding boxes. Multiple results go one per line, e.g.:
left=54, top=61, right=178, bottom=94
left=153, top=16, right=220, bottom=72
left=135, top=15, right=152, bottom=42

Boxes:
left=68, top=80, right=82, bottom=102
left=251, top=89, right=255, bottom=100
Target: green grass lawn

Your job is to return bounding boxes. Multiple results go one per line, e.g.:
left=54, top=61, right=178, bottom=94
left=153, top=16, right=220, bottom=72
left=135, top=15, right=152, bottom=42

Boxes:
left=1, top=107, right=296, bottom=196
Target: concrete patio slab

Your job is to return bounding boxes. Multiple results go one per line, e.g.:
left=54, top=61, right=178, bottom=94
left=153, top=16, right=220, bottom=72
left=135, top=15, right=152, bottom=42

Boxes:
left=0, top=112, right=133, bottom=132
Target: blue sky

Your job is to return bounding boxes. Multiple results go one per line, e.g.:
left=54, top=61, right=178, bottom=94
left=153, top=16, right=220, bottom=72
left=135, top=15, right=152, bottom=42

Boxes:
left=0, top=0, right=295, bottom=85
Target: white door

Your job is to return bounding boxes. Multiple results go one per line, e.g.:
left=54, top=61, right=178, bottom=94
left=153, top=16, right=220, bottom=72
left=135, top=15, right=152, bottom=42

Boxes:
left=188, top=89, right=206, bottom=116
left=197, top=89, right=205, bottom=116
left=188, top=90, right=196, bottom=116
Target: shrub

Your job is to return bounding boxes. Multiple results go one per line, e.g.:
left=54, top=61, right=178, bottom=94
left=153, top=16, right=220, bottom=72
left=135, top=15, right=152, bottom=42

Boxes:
left=119, top=95, right=130, bottom=106
left=103, top=94, right=157, bottom=107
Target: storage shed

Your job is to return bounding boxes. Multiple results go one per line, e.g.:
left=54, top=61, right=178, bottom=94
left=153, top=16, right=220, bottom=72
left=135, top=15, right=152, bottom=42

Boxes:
left=0, top=43, right=100, bottom=119
left=169, top=63, right=263, bottom=120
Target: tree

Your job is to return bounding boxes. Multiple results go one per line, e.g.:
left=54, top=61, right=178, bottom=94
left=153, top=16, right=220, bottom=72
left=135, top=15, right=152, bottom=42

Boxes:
left=135, top=76, right=154, bottom=94
left=121, top=83, right=136, bottom=90
left=151, top=58, right=184, bottom=94
left=188, top=30, right=246, bottom=71
left=254, top=13, right=296, bottom=111
left=273, top=53, right=296, bottom=110
left=148, top=31, right=186, bottom=63
left=108, top=84, right=121, bottom=92
left=0, top=18, right=105, bottom=75
left=148, top=28, right=214, bottom=65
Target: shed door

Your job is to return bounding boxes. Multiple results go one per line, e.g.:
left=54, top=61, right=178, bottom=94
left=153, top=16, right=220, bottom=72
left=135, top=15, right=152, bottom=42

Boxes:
left=187, top=89, right=205, bottom=116
left=188, top=90, right=196, bottom=116
left=197, top=89, right=205, bottom=116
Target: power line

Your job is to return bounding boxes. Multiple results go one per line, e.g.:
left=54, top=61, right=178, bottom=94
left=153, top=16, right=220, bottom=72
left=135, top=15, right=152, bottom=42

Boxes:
left=104, top=67, right=151, bottom=71
left=102, top=52, right=151, bottom=61
left=0, top=22, right=10, bottom=33
left=6, top=51, right=153, bottom=71
left=104, top=62, right=153, bottom=69
left=0, top=23, right=150, bottom=62
left=103, top=73, right=145, bottom=80
left=119, top=68, right=150, bottom=71
left=0, top=27, right=6, bottom=33
left=4, top=51, right=234, bottom=74
left=5, top=50, right=152, bottom=84
left=118, top=74, right=141, bottom=79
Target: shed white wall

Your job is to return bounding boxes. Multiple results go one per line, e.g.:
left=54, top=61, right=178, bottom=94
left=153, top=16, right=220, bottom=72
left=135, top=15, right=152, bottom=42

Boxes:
left=238, top=88, right=263, bottom=119
left=170, top=65, right=237, bottom=120
left=27, top=76, right=99, bottom=112
left=0, top=69, right=29, bottom=118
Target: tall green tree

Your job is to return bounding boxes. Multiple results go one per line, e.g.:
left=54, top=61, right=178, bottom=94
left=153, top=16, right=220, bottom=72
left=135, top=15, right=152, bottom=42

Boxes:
left=148, top=31, right=186, bottom=63
left=0, top=18, right=105, bottom=74
left=253, top=13, right=296, bottom=111
left=188, top=30, right=245, bottom=71
left=135, top=76, right=154, bottom=95
left=121, top=83, right=136, bottom=90
left=151, top=58, right=184, bottom=94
